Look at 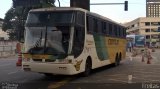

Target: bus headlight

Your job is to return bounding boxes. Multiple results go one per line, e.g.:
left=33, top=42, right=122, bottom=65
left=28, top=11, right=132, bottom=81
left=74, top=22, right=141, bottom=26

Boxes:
left=23, top=58, right=30, bottom=62
left=66, top=56, right=74, bottom=63
left=59, top=59, right=72, bottom=63
left=59, top=56, right=74, bottom=63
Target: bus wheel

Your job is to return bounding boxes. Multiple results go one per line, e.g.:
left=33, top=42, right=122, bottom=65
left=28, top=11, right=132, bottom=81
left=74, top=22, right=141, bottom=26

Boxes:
left=44, top=73, right=53, bottom=77
left=118, top=53, right=122, bottom=64
left=115, top=54, right=119, bottom=66
left=82, top=58, right=92, bottom=77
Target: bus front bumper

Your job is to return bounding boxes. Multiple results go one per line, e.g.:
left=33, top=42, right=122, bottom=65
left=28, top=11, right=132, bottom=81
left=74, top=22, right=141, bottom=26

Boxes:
left=22, top=62, right=78, bottom=75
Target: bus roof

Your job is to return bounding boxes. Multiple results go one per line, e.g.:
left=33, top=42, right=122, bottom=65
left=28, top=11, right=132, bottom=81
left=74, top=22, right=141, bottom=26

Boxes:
left=87, top=11, right=125, bottom=27
left=29, top=7, right=88, bottom=13
left=29, top=7, right=125, bottom=27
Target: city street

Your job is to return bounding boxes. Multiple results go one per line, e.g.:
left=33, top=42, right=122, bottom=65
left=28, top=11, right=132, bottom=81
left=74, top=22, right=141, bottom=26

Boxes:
left=0, top=49, right=160, bottom=89
left=1, top=0, right=160, bottom=89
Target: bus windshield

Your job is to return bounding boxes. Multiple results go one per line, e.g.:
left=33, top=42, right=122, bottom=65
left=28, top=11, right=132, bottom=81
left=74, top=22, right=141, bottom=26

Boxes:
left=24, top=11, right=76, bottom=59
left=25, top=11, right=75, bottom=27
left=25, top=26, right=70, bottom=59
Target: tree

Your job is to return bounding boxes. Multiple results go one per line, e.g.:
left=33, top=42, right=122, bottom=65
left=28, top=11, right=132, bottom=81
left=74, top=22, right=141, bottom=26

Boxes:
left=2, top=0, right=55, bottom=40
left=2, top=7, right=16, bottom=40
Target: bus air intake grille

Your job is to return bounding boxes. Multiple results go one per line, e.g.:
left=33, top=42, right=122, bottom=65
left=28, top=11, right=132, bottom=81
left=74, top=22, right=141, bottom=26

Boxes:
left=33, top=59, right=42, bottom=62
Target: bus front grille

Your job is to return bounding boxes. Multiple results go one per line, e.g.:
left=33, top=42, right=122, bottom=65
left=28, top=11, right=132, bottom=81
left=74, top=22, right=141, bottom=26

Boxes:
left=32, top=59, right=56, bottom=62
left=33, top=59, right=42, bottom=62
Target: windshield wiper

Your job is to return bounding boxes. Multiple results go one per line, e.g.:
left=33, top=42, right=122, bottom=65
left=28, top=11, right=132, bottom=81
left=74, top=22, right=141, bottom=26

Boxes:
left=34, top=29, right=42, bottom=47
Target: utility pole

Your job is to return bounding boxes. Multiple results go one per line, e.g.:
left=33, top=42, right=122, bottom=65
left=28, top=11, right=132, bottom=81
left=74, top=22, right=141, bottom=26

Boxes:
left=70, top=0, right=90, bottom=11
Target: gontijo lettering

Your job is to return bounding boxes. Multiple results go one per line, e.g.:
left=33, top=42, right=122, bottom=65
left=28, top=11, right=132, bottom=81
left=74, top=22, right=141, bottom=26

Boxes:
left=108, top=39, right=119, bottom=45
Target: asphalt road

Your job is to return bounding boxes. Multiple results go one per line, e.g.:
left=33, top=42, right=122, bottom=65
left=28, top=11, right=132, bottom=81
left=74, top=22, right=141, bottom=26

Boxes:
left=0, top=49, right=160, bottom=89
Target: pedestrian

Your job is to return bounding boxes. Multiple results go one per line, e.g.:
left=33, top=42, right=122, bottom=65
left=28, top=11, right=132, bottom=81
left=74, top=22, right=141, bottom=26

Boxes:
left=127, top=41, right=133, bottom=52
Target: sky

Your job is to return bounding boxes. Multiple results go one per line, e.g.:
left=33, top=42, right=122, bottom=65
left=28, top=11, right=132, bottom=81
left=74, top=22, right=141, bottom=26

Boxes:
left=0, top=0, right=146, bottom=23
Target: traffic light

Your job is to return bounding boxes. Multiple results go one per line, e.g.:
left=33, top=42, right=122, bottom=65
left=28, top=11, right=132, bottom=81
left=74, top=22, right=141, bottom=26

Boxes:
left=124, top=1, right=128, bottom=11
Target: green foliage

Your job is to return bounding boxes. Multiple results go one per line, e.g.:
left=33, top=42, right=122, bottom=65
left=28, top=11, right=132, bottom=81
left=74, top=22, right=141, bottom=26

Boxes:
left=2, top=8, right=14, bottom=32
left=2, top=0, right=55, bottom=40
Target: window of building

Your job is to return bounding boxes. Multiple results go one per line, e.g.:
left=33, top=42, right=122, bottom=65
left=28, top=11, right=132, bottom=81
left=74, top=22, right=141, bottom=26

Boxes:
left=145, top=22, right=150, bottom=26
left=145, top=29, right=150, bottom=32
left=146, top=35, right=150, bottom=39
left=134, top=23, right=139, bottom=27
left=151, top=29, right=157, bottom=32
left=151, top=22, right=160, bottom=26
left=151, top=35, right=158, bottom=39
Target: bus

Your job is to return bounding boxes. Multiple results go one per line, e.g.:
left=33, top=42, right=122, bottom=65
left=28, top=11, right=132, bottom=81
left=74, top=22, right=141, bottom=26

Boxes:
left=22, top=7, right=126, bottom=76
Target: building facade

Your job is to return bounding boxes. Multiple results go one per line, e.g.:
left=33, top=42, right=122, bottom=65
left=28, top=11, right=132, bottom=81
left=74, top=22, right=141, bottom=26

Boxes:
left=146, top=0, right=160, bottom=17
left=124, top=17, right=160, bottom=47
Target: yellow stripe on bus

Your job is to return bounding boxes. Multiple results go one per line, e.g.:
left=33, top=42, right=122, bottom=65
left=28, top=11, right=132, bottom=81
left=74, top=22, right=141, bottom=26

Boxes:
left=23, top=54, right=50, bottom=59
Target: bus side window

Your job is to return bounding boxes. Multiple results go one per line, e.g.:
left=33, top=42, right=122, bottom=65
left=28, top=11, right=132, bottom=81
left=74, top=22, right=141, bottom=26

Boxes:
left=87, top=15, right=93, bottom=34
left=106, top=22, right=109, bottom=35
left=120, top=28, right=126, bottom=38
left=114, top=25, right=118, bottom=36
left=76, top=12, right=85, bottom=26
left=118, top=26, right=121, bottom=37
left=101, top=21, right=106, bottom=35
left=98, top=20, right=102, bottom=34
left=72, top=26, right=85, bottom=58
left=93, top=18, right=98, bottom=33
left=120, top=27, right=123, bottom=37
left=109, top=23, right=113, bottom=36
left=123, top=28, right=126, bottom=38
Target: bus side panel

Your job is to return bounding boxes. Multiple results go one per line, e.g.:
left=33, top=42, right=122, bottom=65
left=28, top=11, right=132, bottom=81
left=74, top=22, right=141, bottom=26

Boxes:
left=105, top=37, right=126, bottom=63
left=86, top=35, right=126, bottom=67
left=93, top=34, right=109, bottom=61
left=85, top=34, right=111, bottom=69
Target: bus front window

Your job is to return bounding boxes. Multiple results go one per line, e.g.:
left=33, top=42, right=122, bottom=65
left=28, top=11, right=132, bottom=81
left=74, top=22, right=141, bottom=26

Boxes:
left=25, top=11, right=75, bottom=27
left=24, top=11, right=75, bottom=59
left=24, top=26, right=70, bottom=59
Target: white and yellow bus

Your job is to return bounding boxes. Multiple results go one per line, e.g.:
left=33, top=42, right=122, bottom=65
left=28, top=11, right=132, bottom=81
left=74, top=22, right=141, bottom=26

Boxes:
left=22, top=7, right=126, bottom=76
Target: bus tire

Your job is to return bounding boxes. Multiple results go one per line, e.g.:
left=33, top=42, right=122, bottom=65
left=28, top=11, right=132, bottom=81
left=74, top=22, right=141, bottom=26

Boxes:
left=118, top=53, right=122, bottom=65
left=44, top=73, right=53, bottom=77
left=115, top=53, right=119, bottom=66
left=82, top=58, right=92, bottom=77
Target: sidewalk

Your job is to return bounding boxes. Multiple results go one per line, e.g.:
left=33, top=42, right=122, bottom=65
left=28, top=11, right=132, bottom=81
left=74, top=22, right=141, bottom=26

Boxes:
left=126, top=49, right=160, bottom=65
left=126, top=52, right=132, bottom=57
